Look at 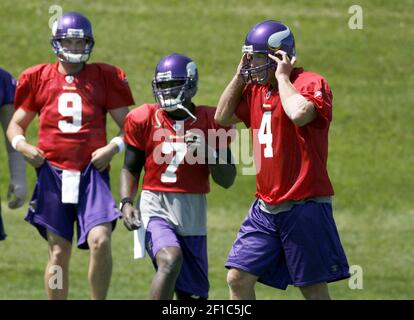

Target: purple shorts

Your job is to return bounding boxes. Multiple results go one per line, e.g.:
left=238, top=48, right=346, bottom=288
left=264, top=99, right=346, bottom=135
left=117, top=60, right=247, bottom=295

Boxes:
left=145, top=217, right=209, bottom=298
left=225, top=199, right=350, bottom=289
left=25, top=161, right=120, bottom=249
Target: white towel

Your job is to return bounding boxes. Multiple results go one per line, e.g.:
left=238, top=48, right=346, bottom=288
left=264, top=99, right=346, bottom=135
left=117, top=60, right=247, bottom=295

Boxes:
left=61, top=170, right=81, bottom=204
left=133, top=216, right=149, bottom=259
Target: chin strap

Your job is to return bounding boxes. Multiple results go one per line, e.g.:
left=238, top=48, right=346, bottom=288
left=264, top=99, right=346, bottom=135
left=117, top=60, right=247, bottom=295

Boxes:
left=154, top=109, right=162, bottom=128
left=58, top=53, right=89, bottom=64
left=154, top=104, right=197, bottom=129
left=176, top=103, right=197, bottom=122
left=54, top=41, right=91, bottom=63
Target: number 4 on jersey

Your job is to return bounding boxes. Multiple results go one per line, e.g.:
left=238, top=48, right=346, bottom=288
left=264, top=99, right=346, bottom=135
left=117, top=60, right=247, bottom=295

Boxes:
left=258, top=111, right=273, bottom=158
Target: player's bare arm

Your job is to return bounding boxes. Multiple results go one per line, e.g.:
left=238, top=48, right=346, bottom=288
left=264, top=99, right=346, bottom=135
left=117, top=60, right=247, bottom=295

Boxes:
left=0, top=104, right=27, bottom=208
left=214, top=55, right=246, bottom=126
left=119, top=144, right=144, bottom=231
left=7, top=108, right=45, bottom=168
left=91, top=106, right=129, bottom=172
left=269, top=50, right=317, bottom=127
left=108, top=106, right=130, bottom=137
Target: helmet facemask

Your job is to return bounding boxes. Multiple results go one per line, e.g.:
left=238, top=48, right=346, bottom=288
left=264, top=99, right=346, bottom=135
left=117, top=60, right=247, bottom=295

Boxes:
left=51, top=37, right=94, bottom=64
left=152, top=79, right=189, bottom=112
left=240, top=48, right=277, bottom=84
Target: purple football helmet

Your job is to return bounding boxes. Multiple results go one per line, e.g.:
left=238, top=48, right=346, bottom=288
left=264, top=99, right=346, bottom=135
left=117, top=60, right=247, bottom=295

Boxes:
left=240, top=20, right=296, bottom=84
left=152, top=53, right=198, bottom=118
left=51, top=12, right=95, bottom=64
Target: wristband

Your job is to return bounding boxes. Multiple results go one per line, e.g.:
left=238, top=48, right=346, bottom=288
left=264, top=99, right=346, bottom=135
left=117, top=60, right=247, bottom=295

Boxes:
left=119, top=197, right=134, bottom=212
left=110, top=136, right=125, bottom=153
left=11, top=135, right=26, bottom=150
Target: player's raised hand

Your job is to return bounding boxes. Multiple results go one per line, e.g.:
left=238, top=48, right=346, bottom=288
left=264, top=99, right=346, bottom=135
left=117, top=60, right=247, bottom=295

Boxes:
left=122, top=203, right=142, bottom=231
left=268, top=50, right=296, bottom=81
left=91, top=144, right=117, bottom=172
left=236, top=53, right=248, bottom=75
left=16, top=141, right=45, bottom=168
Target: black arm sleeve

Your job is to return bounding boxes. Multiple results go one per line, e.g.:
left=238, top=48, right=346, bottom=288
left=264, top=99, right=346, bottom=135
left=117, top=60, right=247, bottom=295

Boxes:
left=123, top=143, right=145, bottom=175
left=208, top=147, right=236, bottom=189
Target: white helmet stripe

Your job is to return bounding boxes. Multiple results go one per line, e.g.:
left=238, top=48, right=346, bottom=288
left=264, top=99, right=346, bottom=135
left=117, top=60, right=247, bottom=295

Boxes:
left=186, top=62, right=197, bottom=78
left=268, top=27, right=291, bottom=49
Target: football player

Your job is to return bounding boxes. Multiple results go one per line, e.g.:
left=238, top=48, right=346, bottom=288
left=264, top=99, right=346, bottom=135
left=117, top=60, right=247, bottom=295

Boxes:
left=215, top=20, right=350, bottom=300
left=120, top=53, right=236, bottom=300
left=7, top=12, right=135, bottom=299
left=0, top=68, right=27, bottom=240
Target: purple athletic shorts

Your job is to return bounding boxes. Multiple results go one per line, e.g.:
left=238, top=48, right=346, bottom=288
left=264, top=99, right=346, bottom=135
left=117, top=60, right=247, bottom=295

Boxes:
left=225, top=199, right=350, bottom=289
left=145, top=217, right=209, bottom=298
left=25, top=161, right=120, bottom=249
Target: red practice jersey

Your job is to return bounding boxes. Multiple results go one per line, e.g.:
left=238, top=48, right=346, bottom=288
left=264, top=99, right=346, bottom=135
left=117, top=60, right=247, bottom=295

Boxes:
left=235, top=68, right=334, bottom=204
left=14, top=62, right=135, bottom=171
left=124, top=104, right=231, bottom=193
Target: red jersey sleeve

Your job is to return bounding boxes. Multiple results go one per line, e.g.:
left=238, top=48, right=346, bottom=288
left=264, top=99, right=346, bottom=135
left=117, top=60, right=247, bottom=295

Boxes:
left=103, top=65, right=135, bottom=110
left=14, top=71, right=38, bottom=112
left=298, top=76, right=333, bottom=128
left=235, top=85, right=252, bottom=128
left=124, top=105, right=149, bottom=151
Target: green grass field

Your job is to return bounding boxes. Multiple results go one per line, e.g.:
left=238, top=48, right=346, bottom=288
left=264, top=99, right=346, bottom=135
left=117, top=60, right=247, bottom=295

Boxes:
left=0, top=0, right=413, bottom=299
